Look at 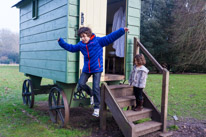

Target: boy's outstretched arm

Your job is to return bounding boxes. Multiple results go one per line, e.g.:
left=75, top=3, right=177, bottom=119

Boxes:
left=98, top=27, right=129, bottom=47
left=58, top=38, right=80, bottom=52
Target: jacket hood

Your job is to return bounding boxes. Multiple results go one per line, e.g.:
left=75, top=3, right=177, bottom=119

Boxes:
left=140, top=66, right=149, bottom=73
left=90, top=33, right=96, bottom=40
left=134, top=65, right=149, bottom=73
left=81, top=33, right=96, bottom=44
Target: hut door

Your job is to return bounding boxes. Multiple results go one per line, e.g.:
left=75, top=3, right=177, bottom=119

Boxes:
left=79, top=0, right=107, bottom=81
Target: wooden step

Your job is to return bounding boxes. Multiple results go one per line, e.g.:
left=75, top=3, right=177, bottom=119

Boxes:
left=116, top=95, right=136, bottom=108
left=134, top=121, right=162, bottom=136
left=123, top=108, right=152, bottom=122
left=108, top=84, right=133, bottom=98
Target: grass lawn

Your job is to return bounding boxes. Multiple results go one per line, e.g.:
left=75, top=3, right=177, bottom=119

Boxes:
left=0, top=66, right=206, bottom=136
left=0, top=66, right=90, bottom=137
left=145, top=73, right=206, bottom=120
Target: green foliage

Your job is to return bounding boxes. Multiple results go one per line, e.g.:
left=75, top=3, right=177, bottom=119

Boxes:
left=171, top=0, right=206, bottom=72
left=0, top=29, right=19, bottom=64
left=0, top=52, right=19, bottom=64
left=140, top=0, right=175, bottom=72
left=133, top=118, right=151, bottom=124
left=168, top=125, right=179, bottom=130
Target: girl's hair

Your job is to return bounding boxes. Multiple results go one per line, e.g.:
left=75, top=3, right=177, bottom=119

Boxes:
left=134, top=54, right=146, bottom=65
left=78, top=27, right=92, bottom=37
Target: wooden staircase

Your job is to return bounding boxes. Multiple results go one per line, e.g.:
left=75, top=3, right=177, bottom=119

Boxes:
left=100, top=84, right=162, bottom=137
left=100, top=38, right=170, bottom=137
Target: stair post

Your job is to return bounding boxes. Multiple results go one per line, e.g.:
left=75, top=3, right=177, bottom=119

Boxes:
left=161, top=69, right=169, bottom=132
left=100, top=83, right=107, bottom=130
left=133, top=37, right=140, bottom=58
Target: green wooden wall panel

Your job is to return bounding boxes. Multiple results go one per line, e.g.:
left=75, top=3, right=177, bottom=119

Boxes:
left=68, top=52, right=79, bottom=61
left=67, top=61, right=78, bottom=72
left=20, top=0, right=56, bottom=16
left=126, top=53, right=134, bottom=62
left=38, top=0, right=53, bottom=7
left=68, top=27, right=77, bottom=39
left=128, top=25, right=140, bottom=36
left=126, top=63, right=133, bottom=71
left=20, top=50, right=67, bottom=61
left=66, top=0, right=80, bottom=83
left=125, top=0, right=141, bottom=80
left=68, top=16, right=79, bottom=28
left=126, top=71, right=131, bottom=78
left=128, top=7, right=140, bottom=18
left=126, top=42, right=133, bottom=54
left=20, top=5, right=67, bottom=30
left=21, top=17, right=67, bottom=38
left=20, top=66, right=66, bottom=82
left=128, top=16, right=140, bottom=26
left=69, top=0, right=79, bottom=5
left=18, top=0, right=70, bottom=83
left=20, top=2, right=32, bottom=16
left=20, top=28, right=67, bottom=44
left=21, top=0, right=67, bottom=23
left=20, top=40, right=62, bottom=51
left=127, top=35, right=139, bottom=44
left=67, top=72, right=78, bottom=83
left=20, top=11, right=32, bottom=23
left=68, top=39, right=79, bottom=45
left=69, top=4, right=79, bottom=16
left=38, top=0, right=67, bottom=15
left=20, top=59, right=66, bottom=72
left=128, top=0, right=141, bottom=9
left=20, top=40, right=63, bottom=51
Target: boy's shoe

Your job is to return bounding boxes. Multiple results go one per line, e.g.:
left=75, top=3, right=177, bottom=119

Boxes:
left=90, top=96, right=94, bottom=105
left=92, top=108, right=99, bottom=117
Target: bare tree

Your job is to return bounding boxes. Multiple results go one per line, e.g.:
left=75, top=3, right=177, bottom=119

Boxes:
left=0, top=29, right=19, bottom=54
left=0, top=29, right=19, bottom=64
left=172, top=0, right=206, bottom=72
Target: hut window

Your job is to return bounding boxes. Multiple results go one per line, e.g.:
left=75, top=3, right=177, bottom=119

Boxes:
left=32, top=0, right=38, bottom=19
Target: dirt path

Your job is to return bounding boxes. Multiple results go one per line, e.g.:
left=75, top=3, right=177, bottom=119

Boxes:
left=34, top=101, right=206, bottom=137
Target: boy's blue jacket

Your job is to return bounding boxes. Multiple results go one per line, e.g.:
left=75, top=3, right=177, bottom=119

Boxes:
left=58, top=28, right=125, bottom=73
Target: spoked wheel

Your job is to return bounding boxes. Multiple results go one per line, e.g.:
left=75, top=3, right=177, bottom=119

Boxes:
left=22, top=79, right=34, bottom=108
left=74, top=89, right=85, bottom=99
left=48, top=87, right=69, bottom=127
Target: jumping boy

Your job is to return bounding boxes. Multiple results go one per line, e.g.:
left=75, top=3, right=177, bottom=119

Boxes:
left=58, top=27, right=128, bottom=117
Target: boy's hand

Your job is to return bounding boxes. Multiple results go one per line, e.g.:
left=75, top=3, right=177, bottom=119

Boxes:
left=124, top=27, right=129, bottom=32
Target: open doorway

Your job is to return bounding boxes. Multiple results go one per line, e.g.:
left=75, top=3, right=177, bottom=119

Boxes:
left=105, top=0, right=126, bottom=77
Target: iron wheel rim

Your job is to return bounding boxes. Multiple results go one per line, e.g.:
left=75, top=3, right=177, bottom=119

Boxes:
left=48, top=87, right=69, bottom=127
left=22, top=79, right=34, bottom=108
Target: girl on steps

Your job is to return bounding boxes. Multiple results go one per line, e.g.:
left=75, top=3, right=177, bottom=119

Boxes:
left=129, top=54, right=149, bottom=111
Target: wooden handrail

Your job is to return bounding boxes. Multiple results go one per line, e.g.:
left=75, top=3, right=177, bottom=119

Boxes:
left=134, top=37, right=163, bottom=73
left=133, top=37, right=169, bottom=133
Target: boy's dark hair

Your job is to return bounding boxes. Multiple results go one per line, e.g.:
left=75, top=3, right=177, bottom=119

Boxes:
left=134, top=54, right=146, bottom=65
left=78, top=27, right=92, bottom=37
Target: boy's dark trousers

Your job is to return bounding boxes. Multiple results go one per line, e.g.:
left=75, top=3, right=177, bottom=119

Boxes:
left=78, top=72, right=101, bottom=109
left=133, top=86, right=143, bottom=103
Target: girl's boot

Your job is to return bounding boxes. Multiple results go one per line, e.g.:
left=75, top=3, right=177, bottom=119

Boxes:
left=133, top=100, right=143, bottom=111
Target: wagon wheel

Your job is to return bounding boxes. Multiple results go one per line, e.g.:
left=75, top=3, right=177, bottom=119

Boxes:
left=22, top=79, right=34, bottom=108
left=48, top=87, right=69, bottom=127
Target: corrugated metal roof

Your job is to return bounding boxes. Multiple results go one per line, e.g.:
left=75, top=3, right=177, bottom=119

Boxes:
left=12, top=0, right=28, bottom=8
